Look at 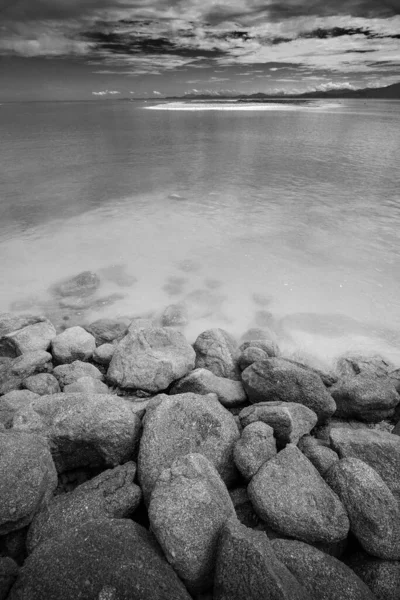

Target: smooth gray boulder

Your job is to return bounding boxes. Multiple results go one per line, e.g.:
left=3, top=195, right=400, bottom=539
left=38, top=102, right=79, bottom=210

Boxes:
left=63, top=376, right=109, bottom=394
left=92, top=343, right=115, bottom=366
left=298, top=435, right=339, bottom=476
left=138, top=392, right=239, bottom=504
left=214, top=518, right=309, bottom=600
left=107, top=327, right=195, bottom=392
left=0, top=390, right=39, bottom=427
left=331, top=376, right=399, bottom=422
left=239, top=401, right=318, bottom=448
left=233, top=422, right=277, bottom=480
left=330, top=427, right=400, bottom=499
left=9, top=519, right=191, bottom=600
left=12, top=393, right=141, bottom=473
left=52, top=271, right=100, bottom=298
left=84, top=318, right=130, bottom=345
left=23, top=373, right=60, bottom=395
left=0, top=557, right=19, bottom=600
left=0, top=320, right=56, bottom=358
left=149, top=453, right=236, bottom=594
left=170, top=368, right=247, bottom=407
left=53, top=361, right=103, bottom=389
left=346, top=551, right=400, bottom=600
left=0, top=431, right=57, bottom=535
left=242, top=358, right=336, bottom=423
left=248, top=444, right=349, bottom=544
left=326, top=458, right=400, bottom=559
left=194, top=328, right=240, bottom=380
left=272, top=539, right=377, bottom=600
left=51, top=326, right=96, bottom=364
left=27, top=462, right=142, bottom=553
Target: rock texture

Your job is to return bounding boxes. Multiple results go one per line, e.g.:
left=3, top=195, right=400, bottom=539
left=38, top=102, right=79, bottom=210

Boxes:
left=149, top=454, right=236, bottom=594
left=170, top=368, right=247, bottom=407
left=12, top=393, right=141, bottom=473
left=331, top=376, right=399, bottom=422
left=23, top=374, right=59, bottom=395
left=52, top=361, right=103, bottom=389
left=233, top=422, right=277, bottom=480
left=52, top=271, right=100, bottom=298
left=93, top=343, right=115, bottom=366
left=0, top=391, right=39, bottom=428
left=84, top=318, right=130, bottom=345
left=138, top=392, right=239, bottom=503
left=0, top=558, right=19, bottom=600
left=9, top=519, right=191, bottom=600
left=326, top=458, right=400, bottom=559
left=63, top=376, right=109, bottom=394
left=193, top=328, right=240, bottom=380
left=107, top=327, right=195, bottom=392
left=298, top=435, right=339, bottom=476
left=0, top=320, right=56, bottom=358
left=214, top=518, right=309, bottom=600
left=0, top=431, right=57, bottom=535
left=347, top=552, right=400, bottom=600
left=51, top=326, right=96, bottom=364
left=242, top=358, right=336, bottom=422
left=248, top=444, right=349, bottom=543
left=27, top=462, right=142, bottom=552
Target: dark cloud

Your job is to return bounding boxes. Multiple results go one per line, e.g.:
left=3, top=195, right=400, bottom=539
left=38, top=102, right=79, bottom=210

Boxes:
left=0, top=0, right=134, bottom=21
left=264, top=0, right=399, bottom=21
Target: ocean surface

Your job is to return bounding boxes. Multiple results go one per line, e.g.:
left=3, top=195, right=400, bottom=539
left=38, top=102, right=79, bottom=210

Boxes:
left=1, top=98, right=400, bottom=368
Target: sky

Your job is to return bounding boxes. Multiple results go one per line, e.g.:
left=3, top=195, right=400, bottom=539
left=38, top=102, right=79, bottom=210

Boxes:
left=0, top=0, right=399, bottom=101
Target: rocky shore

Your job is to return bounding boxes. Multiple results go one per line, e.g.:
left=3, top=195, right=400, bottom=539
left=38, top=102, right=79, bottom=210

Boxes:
left=1, top=272, right=400, bottom=599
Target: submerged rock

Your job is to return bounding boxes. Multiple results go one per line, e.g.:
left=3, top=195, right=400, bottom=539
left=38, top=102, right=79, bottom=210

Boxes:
left=51, top=271, right=100, bottom=298
left=160, top=303, right=189, bottom=327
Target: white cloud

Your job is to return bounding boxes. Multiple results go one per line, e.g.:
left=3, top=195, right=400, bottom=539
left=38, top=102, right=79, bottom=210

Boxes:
left=92, top=89, right=120, bottom=95
left=153, top=90, right=162, bottom=95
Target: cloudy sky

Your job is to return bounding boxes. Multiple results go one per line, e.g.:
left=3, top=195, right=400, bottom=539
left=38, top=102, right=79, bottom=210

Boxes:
left=0, top=0, right=399, bottom=100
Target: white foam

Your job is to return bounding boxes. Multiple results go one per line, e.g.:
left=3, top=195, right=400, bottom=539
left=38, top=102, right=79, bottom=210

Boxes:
left=144, top=101, right=342, bottom=112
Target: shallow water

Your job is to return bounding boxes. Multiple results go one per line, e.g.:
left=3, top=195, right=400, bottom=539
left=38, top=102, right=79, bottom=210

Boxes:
left=1, top=98, right=400, bottom=368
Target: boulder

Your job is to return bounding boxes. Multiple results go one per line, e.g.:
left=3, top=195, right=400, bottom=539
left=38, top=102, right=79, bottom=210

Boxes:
left=12, top=393, right=141, bottom=473
left=248, top=444, right=349, bottom=544
left=242, top=358, right=336, bottom=423
left=8, top=519, right=192, bottom=600
left=23, top=374, right=60, bottom=395
left=214, top=518, right=309, bottom=600
left=271, top=539, right=377, bottom=600
left=0, top=391, right=39, bottom=428
left=160, top=303, right=189, bottom=327
left=0, top=431, right=57, bottom=535
left=298, top=435, right=339, bottom=476
left=51, top=326, right=96, bottom=364
left=27, top=462, right=142, bottom=553
left=330, top=376, right=399, bottom=422
left=107, top=327, right=195, bottom=392
left=92, top=343, right=115, bottom=366
left=170, top=368, right=247, bottom=407
left=329, top=427, right=400, bottom=499
left=238, top=347, right=269, bottom=371
left=0, top=351, right=53, bottom=395
left=336, top=354, right=395, bottom=379
left=149, top=453, right=236, bottom=594
left=84, top=318, right=130, bottom=345
left=63, top=376, right=109, bottom=394
left=0, top=558, right=18, bottom=600
left=194, top=328, right=240, bottom=380
left=233, top=422, right=277, bottom=480
left=346, top=551, right=400, bottom=600
left=239, top=401, right=318, bottom=448
left=51, top=271, right=100, bottom=298
left=0, top=314, right=45, bottom=338
left=0, top=320, right=56, bottom=358
left=138, top=392, right=239, bottom=504
left=53, top=361, right=103, bottom=389
left=326, top=458, right=400, bottom=559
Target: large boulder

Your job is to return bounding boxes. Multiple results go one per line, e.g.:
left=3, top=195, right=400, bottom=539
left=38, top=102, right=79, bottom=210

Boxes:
left=149, top=453, right=236, bottom=594
left=233, top=422, right=277, bottom=480
left=27, top=462, right=142, bottom=553
left=242, top=358, right=336, bottom=423
left=51, top=271, right=100, bottom=298
left=330, top=376, right=399, bottom=422
left=8, top=519, right=191, bottom=600
left=0, top=390, right=38, bottom=428
left=51, top=327, right=96, bottom=364
left=329, top=427, right=400, bottom=499
left=84, top=318, right=130, bottom=345
left=193, top=328, right=240, bottom=380
left=23, top=374, right=59, bottom=395
left=53, top=361, right=103, bottom=389
left=0, top=319, right=56, bottom=358
left=248, top=444, right=349, bottom=544
left=346, top=551, right=400, bottom=600
left=272, top=539, right=377, bottom=600
left=107, top=327, right=195, bottom=392
left=138, top=392, right=239, bottom=504
left=239, top=401, right=318, bottom=448
left=0, top=431, right=57, bottom=535
left=12, top=393, right=141, bottom=473
left=170, top=368, right=247, bottom=407
left=326, top=458, right=400, bottom=560
left=214, top=518, right=309, bottom=600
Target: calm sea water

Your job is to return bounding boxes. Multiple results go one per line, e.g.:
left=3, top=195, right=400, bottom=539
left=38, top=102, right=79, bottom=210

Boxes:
left=1, top=98, right=400, bottom=368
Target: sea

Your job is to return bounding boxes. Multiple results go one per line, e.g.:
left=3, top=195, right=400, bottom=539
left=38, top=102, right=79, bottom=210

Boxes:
left=1, top=98, right=400, bottom=369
